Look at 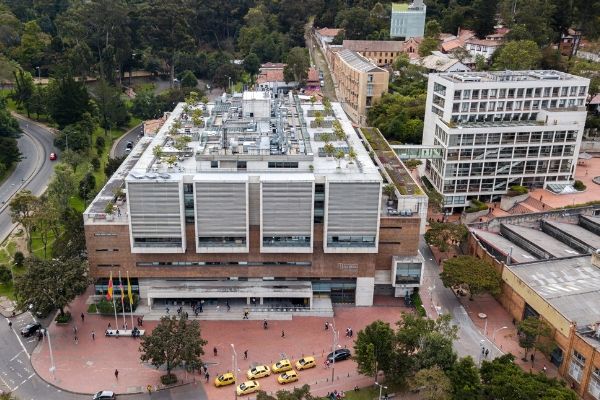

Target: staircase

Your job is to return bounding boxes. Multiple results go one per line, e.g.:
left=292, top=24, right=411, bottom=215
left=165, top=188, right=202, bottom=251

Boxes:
left=523, top=196, right=553, bottom=211
left=507, top=195, right=553, bottom=215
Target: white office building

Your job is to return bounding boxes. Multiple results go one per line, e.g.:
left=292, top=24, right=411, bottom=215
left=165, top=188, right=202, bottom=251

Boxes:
left=422, top=70, right=589, bottom=210
left=390, top=1, right=426, bottom=39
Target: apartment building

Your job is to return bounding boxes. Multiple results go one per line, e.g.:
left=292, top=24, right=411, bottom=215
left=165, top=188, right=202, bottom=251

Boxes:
left=84, top=91, right=424, bottom=312
left=342, top=40, right=415, bottom=66
left=390, top=1, right=426, bottom=39
left=329, top=49, right=389, bottom=124
left=422, top=70, right=589, bottom=210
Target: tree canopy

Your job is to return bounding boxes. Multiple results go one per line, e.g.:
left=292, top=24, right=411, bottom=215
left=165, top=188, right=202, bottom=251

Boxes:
left=440, top=255, right=502, bottom=299
left=424, top=222, right=468, bottom=252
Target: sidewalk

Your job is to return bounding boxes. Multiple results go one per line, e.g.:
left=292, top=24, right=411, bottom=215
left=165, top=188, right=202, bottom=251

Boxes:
left=31, top=286, right=413, bottom=398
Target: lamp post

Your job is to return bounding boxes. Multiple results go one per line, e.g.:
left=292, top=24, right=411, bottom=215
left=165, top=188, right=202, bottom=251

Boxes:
left=35, top=66, right=41, bottom=84
left=493, top=326, right=508, bottom=343
left=329, top=320, right=340, bottom=384
left=226, top=76, right=232, bottom=93
left=230, top=343, right=237, bottom=400
left=45, top=328, right=56, bottom=381
left=375, top=381, right=387, bottom=400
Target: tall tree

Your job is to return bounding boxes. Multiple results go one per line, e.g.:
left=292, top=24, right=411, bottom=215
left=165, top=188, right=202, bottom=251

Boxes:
left=47, top=163, right=77, bottom=217
left=140, top=315, right=207, bottom=380
left=140, top=0, right=196, bottom=87
left=283, top=47, right=309, bottom=86
left=52, top=207, right=86, bottom=260
left=446, top=356, right=482, bottom=399
left=471, top=0, right=498, bottom=38
left=424, top=221, right=468, bottom=252
left=517, top=317, right=554, bottom=360
left=11, top=69, right=34, bottom=117
left=409, top=366, right=452, bottom=400
left=440, top=256, right=502, bottom=299
left=14, top=257, right=90, bottom=317
left=31, top=196, right=59, bottom=259
left=12, top=20, right=49, bottom=70
left=492, top=40, right=542, bottom=70
left=46, top=76, right=92, bottom=128
left=91, top=80, right=128, bottom=134
left=354, top=320, right=395, bottom=379
left=9, top=190, right=37, bottom=251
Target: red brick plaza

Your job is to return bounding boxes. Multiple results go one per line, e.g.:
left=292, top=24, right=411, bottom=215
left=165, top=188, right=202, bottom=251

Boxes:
left=31, top=287, right=410, bottom=398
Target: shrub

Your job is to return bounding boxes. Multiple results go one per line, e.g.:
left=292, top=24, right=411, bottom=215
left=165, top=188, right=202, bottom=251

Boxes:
left=465, top=199, right=488, bottom=213
left=91, top=157, right=100, bottom=171
left=160, top=373, right=178, bottom=385
left=573, top=180, right=586, bottom=191
left=95, top=136, right=106, bottom=152
left=411, top=291, right=426, bottom=317
left=97, top=299, right=115, bottom=314
left=55, top=311, right=72, bottom=323
left=13, top=251, right=24, bottom=267
left=87, top=303, right=97, bottom=313
left=508, top=185, right=528, bottom=196
left=0, top=265, right=12, bottom=285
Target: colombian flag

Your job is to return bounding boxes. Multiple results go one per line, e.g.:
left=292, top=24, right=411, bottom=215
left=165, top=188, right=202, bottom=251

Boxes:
left=106, top=271, right=113, bottom=300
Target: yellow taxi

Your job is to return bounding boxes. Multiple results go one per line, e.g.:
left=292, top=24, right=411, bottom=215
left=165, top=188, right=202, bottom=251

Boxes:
left=236, top=380, right=260, bottom=396
left=277, top=369, right=299, bottom=384
left=246, top=364, right=271, bottom=380
left=295, top=356, right=316, bottom=370
left=271, top=359, right=293, bottom=373
left=214, top=372, right=236, bottom=387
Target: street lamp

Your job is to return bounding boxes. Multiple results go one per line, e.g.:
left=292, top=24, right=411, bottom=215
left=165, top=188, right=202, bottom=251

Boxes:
left=35, top=66, right=41, bottom=84
left=230, top=343, right=237, bottom=400
left=375, top=381, right=387, bottom=400
left=329, top=320, right=340, bottom=384
left=226, top=76, right=232, bottom=92
left=45, top=328, right=56, bottom=381
left=493, top=326, right=508, bottom=343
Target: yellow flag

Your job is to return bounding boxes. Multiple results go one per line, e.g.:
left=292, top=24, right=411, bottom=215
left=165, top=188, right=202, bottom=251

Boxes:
left=127, top=271, right=133, bottom=306
left=106, top=271, right=113, bottom=300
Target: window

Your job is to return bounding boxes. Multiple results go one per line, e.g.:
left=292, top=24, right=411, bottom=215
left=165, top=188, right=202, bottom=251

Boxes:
left=94, top=233, right=117, bottom=237
left=589, top=367, right=600, bottom=399
left=237, top=161, right=247, bottom=170
left=568, top=351, right=586, bottom=383
left=211, top=161, right=218, bottom=168
left=327, top=236, right=376, bottom=248
left=268, top=162, right=299, bottom=168
left=198, top=236, right=246, bottom=247
left=263, top=236, right=311, bottom=247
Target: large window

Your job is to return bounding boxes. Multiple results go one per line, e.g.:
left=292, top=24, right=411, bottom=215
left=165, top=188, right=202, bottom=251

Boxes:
left=198, top=236, right=246, bottom=247
left=327, top=235, right=376, bottom=247
left=262, top=236, right=310, bottom=247
left=568, top=350, right=586, bottom=383
left=589, top=367, right=600, bottom=399
left=133, top=238, right=182, bottom=247
left=395, top=262, right=421, bottom=284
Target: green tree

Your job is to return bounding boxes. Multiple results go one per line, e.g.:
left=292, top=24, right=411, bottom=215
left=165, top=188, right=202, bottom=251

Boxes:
left=517, top=317, right=554, bottom=360
left=446, top=356, right=481, bottom=400
left=29, top=84, right=47, bottom=119
left=354, top=320, right=395, bottom=379
left=440, top=255, right=502, bottom=299
left=498, top=0, right=556, bottom=45
left=46, top=76, right=92, bottom=128
left=91, top=80, right=128, bottom=135
left=243, top=52, right=261, bottom=77
left=139, top=315, right=207, bottom=380
left=54, top=124, right=90, bottom=153
left=131, top=89, right=163, bottom=120
left=492, top=40, right=542, bottom=70
left=0, top=391, right=19, bottom=400
left=9, top=190, right=37, bottom=251
left=47, top=163, right=77, bottom=217
left=60, top=149, right=83, bottom=173
left=51, top=207, right=86, bottom=260
left=383, top=183, right=396, bottom=201
left=104, top=155, right=126, bottom=178
left=31, top=196, right=59, bottom=259
left=425, top=20, right=441, bottom=38
left=0, top=265, right=12, bottom=285
left=12, top=69, right=34, bottom=117
left=323, top=143, right=335, bottom=158
left=13, top=251, right=24, bottom=267
left=180, top=70, right=198, bottom=88
left=78, top=172, right=96, bottom=203
left=283, top=47, right=309, bottom=85
left=14, top=257, right=90, bottom=317
left=12, top=20, right=49, bottom=70
left=335, top=7, right=374, bottom=40
left=409, top=366, right=452, bottom=400
left=418, top=37, right=439, bottom=57
left=471, top=0, right=497, bottom=38
left=424, top=222, right=468, bottom=252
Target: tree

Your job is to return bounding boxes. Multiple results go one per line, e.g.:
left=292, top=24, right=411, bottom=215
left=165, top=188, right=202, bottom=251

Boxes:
left=14, top=257, right=90, bottom=317
left=91, top=80, right=128, bottom=135
left=425, top=20, right=441, bottom=38
left=0, top=391, right=19, bottom=400
left=332, top=120, right=345, bottom=141
left=13, top=251, right=24, bottom=268
left=31, top=197, right=59, bottom=259
left=12, top=69, right=34, bottom=117
left=440, top=256, right=502, bottom=299
left=78, top=172, right=96, bottom=203
left=180, top=70, right=198, bottom=89
left=383, top=183, right=396, bottom=201
left=424, top=222, right=468, bottom=252
left=393, top=53, right=410, bottom=70
left=0, top=265, right=12, bottom=285
left=54, top=124, right=89, bottom=153
left=46, top=76, right=92, bottom=128
left=283, top=47, right=309, bottom=85
left=60, top=149, right=83, bottom=173
left=517, top=317, right=554, bottom=360
left=51, top=207, right=86, bottom=260
left=410, top=366, right=451, bottom=400
left=471, top=0, right=497, bottom=38
left=418, top=37, right=439, bottom=57
left=131, top=89, right=163, bottom=120
left=256, top=385, right=314, bottom=400
left=9, top=190, right=37, bottom=251
left=335, top=7, right=375, bottom=40
left=314, top=112, right=324, bottom=128
left=492, top=40, right=542, bottom=70
left=243, top=52, right=261, bottom=77
left=354, top=320, right=395, bottom=379
left=446, top=356, right=482, bottom=399
left=12, top=20, right=49, bottom=70
left=331, top=30, right=345, bottom=45
left=47, top=163, right=76, bottom=217
left=404, top=159, right=422, bottom=171
left=323, top=143, right=335, bottom=158
left=139, top=315, right=207, bottom=380
left=29, top=85, right=47, bottom=119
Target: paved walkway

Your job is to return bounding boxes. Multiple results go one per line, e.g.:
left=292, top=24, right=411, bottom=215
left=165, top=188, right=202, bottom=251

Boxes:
left=31, top=286, right=412, bottom=398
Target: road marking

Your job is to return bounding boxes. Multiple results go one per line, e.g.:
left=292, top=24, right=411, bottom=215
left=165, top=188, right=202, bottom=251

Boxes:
left=8, top=319, right=31, bottom=360
left=10, top=350, right=24, bottom=361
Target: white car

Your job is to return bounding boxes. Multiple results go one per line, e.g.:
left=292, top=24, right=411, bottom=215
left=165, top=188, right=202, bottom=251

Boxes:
left=92, top=391, right=115, bottom=400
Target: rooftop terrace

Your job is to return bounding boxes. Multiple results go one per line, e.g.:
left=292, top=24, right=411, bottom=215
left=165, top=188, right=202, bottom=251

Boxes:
left=438, top=70, right=587, bottom=83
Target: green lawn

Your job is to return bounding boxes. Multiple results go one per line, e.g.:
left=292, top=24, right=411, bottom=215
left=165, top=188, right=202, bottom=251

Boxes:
left=30, top=232, right=56, bottom=260
left=0, top=281, right=15, bottom=300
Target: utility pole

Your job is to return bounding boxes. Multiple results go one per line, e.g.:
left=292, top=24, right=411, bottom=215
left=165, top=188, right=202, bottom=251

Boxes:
left=231, top=343, right=238, bottom=400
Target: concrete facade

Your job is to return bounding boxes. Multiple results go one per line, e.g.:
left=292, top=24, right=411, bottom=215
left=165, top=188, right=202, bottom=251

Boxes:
left=390, top=1, right=426, bottom=39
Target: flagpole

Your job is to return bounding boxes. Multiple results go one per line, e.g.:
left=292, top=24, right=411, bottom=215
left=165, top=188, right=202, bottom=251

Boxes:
left=118, top=271, right=126, bottom=329
left=109, top=272, right=118, bottom=329
left=127, top=271, right=134, bottom=329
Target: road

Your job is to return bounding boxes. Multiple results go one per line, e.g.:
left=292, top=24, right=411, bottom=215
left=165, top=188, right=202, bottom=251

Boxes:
left=110, top=124, right=144, bottom=159
left=0, top=116, right=57, bottom=243
left=1, top=313, right=207, bottom=400
left=305, top=21, right=337, bottom=101
left=419, top=238, right=502, bottom=362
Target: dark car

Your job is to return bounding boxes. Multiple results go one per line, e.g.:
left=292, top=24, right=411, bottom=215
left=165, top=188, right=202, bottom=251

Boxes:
left=21, top=322, right=42, bottom=337
left=327, top=348, right=351, bottom=362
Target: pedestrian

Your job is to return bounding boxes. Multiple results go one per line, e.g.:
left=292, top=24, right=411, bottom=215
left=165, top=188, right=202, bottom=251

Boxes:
left=114, top=369, right=119, bottom=380
left=203, top=365, right=208, bottom=374
left=166, top=307, right=169, bottom=314
left=530, top=353, right=535, bottom=364
left=349, top=328, right=353, bottom=337
left=325, top=322, right=329, bottom=330
left=543, top=365, right=547, bottom=373
left=226, top=300, right=230, bottom=312
left=8, top=321, right=12, bottom=329
left=263, top=320, right=268, bottom=329
left=244, top=350, right=248, bottom=360
left=81, top=313, right=85, bottom=323
left=92, top=330, right=95, bottom=341
left=205, top=372, right=209, bottom=382
left=108, top=322, right=111, bottom=329
left=74, top=335, right=78, bottom=344
left=485, top=349, right=489, bottom=357
left=482, top=348, right=485, bottom=355
left=213, top=346, right=218, bottom=356
left=73, top=325, right=78, bottom=335
left=146, top=385, right=152, bottom=395
left=281, top=329, right=285, bottom=338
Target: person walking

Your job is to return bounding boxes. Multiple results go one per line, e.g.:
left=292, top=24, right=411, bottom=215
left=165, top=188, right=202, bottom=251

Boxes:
left=81, top=313, right=85, bottom=323
left=146, top=385, right=152, bottom=395
left=244, top=350, right=248, bottom=360
left=263, top=320, right=268, bottom=329
left=8, top=321, right=12, bottom=329
left=205, top=371, right=210, bottom=383
left=213, top=347, right=218, bottom=356
left=325, top=322, right=329, bottom=330
left=114, top=369, right=119, bottom=380
left=73, top=325, right=78, bottom=335
left=531, top=353, right=535, bottom=364
left=281, top=330, right=285, bottom=338
left=91, top=330, right=95, bottom=341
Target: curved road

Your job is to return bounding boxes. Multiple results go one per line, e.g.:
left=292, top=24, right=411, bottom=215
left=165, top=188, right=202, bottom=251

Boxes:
left=0, top=115, right=57, bottom=243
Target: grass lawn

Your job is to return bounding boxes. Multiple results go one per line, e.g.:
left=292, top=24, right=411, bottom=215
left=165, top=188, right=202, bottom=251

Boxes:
left=30, top=233, right=56, bottom=260
left=0, top=282, right=15, bottom=300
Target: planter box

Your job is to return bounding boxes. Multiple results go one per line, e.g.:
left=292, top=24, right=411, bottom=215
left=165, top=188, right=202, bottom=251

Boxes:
left=461, top=208, right=489, bottom=224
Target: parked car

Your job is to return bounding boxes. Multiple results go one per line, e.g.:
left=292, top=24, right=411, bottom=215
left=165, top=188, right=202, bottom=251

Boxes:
left=246, top=365, right=271, bottom=380
left=214, top=372, right=236, bottom=387
left=49, top=152, right=57, bottom=161
left=295, top=356, right=316, bottom=370
left=272, top=359, right=293, bottom=373
left=326, top=348, right=351, bottom=363
left=20, top=322, right=42, bottom=337
left=236, top=380, right=260, bottom=396
left=92, top=391, right=116, bottom=400
left=126, top=141, right=133, bottom=149
left=277, top=369, right=299, bottom=384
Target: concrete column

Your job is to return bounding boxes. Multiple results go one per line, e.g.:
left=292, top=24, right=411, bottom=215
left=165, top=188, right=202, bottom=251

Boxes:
left=259, top=297, right=264, bottom=305
left=247, top=297, right=251, bottom=305
left=355, top=277, right=375, bottom=306
left=148, top=295, right=152, bottom=311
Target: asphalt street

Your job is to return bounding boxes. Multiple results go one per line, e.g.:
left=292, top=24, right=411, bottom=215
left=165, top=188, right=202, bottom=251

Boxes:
left=110, top=124, right=144, bottom=159
left=0, top=116, right=57, bottom=243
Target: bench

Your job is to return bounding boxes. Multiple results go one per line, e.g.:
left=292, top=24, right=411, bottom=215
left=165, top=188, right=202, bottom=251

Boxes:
left=105, top=329, right=145, bottom=337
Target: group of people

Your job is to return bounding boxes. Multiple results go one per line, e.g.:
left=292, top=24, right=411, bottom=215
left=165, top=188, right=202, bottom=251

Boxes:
left=345, top=327, right=353, bottom=338
left=326, top=390, right=346, bottom=399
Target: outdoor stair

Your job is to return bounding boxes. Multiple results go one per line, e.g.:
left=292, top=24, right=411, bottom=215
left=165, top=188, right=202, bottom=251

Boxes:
left=508, top=203, right=536, bottom=215
left=523, top=195, right=553, bottom=211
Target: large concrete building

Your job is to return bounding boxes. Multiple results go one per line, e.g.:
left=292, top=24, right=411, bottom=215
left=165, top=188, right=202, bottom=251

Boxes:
left=468, top=208, right=600, bottom=400
left=328, top=49, right=389, bottom=125
left=390, top=1, right=426, bottom=39
left=84, top=91, right=424, bottom=314
left=422, top=70, right=589, bottom=210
